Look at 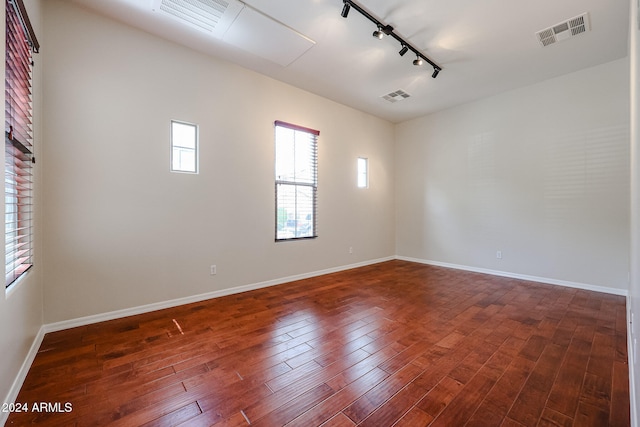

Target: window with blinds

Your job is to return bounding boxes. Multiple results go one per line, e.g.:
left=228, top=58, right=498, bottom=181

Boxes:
left=5, top=0, right=38, bottom=287
left=275, top=121, right=318, bottom=241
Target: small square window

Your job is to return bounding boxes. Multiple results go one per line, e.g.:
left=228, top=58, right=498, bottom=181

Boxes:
left=357, top=157, right=368, bottom=188
left=171, top=120, right=198, bottom=173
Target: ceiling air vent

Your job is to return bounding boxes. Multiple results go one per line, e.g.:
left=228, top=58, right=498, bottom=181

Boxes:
left=152, top=0, right=243, bottom=36
left=382, top=90, right=411, bottom=103
left=536, top=13, right=590, bottom=47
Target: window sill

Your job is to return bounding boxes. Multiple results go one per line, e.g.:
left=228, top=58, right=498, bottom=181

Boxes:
left=5, top=270, right=32, bottom=300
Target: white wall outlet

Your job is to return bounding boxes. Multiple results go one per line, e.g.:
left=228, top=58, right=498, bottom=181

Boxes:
left=496, top=250, right=502, bottom=259
left=210, top=265, right=217, bottom=275
left=349, top=247, right=353, bottom=254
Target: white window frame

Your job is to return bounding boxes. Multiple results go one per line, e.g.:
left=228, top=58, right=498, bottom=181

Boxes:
left=357, top=157, right=369, bottom=188
left=170, top=120, right=199, bottom=174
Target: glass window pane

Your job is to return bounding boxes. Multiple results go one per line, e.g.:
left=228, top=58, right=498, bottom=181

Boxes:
left=276, top=183, right=314, bottom=239
left=275, top=126, right=295, bottom=180
left=357, top=157, right=368, bottom=188
left=172, top=122, right=196, bottom=149
left=171, top=121, right=198, bottom=173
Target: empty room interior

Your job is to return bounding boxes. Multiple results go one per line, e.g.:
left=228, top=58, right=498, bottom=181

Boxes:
left=3, top=0, right=640, bottom=425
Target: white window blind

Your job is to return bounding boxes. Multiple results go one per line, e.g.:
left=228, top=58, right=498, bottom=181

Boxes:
left=275, top=121, right=318, bottom=241
left=5, top=0, right=38, bottom=287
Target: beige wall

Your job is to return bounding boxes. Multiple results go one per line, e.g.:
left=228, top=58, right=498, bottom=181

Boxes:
left=41, top=0, right=396, bottom=323
left=396, top=58, right=630, bottom=291
left=0, top=0, right=44, bottom=409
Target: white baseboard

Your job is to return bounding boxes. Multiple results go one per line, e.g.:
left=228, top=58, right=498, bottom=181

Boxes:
left=395, top=256, right=629, bottom=296
left=44, top=256, right=396, bottom=333
left=1, top=325, right=46, bottom=427
left=39, top=255, right=629, bottom=334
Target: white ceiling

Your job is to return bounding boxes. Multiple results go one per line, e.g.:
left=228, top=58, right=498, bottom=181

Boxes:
left=68, top=0, right=630, bottom=123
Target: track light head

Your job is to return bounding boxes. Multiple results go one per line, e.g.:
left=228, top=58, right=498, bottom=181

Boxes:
left=413, top=56, right=423, bottom=66
left=373, top=24, right=393, bottom=39
left=398, top=45, right=408, bottom=56
left=432, top=67, right=441, bottom=78
left=341, top=3, right=350, bottom=18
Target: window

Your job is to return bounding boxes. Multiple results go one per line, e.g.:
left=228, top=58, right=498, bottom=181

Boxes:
left=170, top=120, right=198, bottom=173
left=357, top=157, right=368, bottom=188
left=5, top=0, right=39, bottom=288
left=275, top=121, right=318, bottom=241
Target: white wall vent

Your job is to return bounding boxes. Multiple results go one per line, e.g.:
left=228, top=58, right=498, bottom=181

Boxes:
left=536, top=13, right=590, bottom=47
left=152, top=0, right=315, bottom=67
left=152, top=0, right=243, bottom=36
left=382, top=90, right=411, bottom=103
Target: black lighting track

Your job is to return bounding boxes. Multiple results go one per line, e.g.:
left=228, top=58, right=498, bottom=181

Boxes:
left=341, top=0, right=441, bottom=78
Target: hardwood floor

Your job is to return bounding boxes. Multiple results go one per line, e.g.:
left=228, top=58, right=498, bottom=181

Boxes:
left=7, top=260, right=630, bottom=426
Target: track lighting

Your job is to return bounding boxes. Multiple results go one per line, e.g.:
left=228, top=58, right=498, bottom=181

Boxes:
left=341, top=3, right=350, bottom=18
left=339, top=0, right=442, bottom=78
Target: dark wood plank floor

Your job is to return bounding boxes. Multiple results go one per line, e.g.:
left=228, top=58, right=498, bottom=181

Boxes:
left=7, top=260, right=630, bottom=426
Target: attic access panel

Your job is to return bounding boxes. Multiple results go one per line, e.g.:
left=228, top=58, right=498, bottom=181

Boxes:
left=222, top=5, right=315, bottom=67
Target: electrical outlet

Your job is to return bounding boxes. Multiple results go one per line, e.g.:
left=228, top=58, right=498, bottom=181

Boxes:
left=349, top=247, right=353, bottom=254
left=210, top=265, right=217, bottom=275
left=496, top=250, right=502, bottom=259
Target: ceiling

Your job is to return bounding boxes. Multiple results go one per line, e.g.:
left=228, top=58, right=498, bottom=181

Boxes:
left=67, top=0, right=630, bottom=123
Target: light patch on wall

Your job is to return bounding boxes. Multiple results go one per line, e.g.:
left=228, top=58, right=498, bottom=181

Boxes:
left=543, top=125, right=629, bottom=231
left=467, top=132, right=500, bottom=242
